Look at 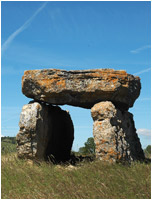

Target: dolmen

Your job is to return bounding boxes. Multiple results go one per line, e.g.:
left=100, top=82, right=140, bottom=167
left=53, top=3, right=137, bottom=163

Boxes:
left=16, top=68, right=145, bottom=163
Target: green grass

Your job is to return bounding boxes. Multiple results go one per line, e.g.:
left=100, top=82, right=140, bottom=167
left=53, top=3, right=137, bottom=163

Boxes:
left=1, top=141, right=16, bottom=155
left=1, top=153, right=151, bottom=199
left=1, top=138, right=151, bottom=199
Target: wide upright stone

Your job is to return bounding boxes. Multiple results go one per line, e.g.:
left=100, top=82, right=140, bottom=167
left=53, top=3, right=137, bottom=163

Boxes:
left=22, top=69, right=141, bottom=110
left=91, top=101, right=145, bottom=163
left=16, top=102, right=74, bottom=162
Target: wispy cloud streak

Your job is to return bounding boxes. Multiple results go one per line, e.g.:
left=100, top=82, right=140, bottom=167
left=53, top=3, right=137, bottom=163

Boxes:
left=130, top=45, right=151, bottom=54
left=133, top=67, right=151, bottom=75
left=137, top=129, right=151, bottom=136
left=2, top=2, right=48, bottom=54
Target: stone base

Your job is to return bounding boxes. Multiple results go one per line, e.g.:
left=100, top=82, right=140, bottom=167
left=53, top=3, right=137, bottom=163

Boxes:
left=91, top=101, right=145, bottom=163
left=16, top=102, right=74, bottom=162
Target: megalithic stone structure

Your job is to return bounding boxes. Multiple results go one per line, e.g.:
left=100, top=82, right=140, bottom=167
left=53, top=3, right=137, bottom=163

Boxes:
left=16, top=68, right=145, bottom=163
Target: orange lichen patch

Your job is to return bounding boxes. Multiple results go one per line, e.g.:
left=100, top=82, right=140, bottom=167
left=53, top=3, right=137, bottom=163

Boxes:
left=98, top=121, right=102, bottom=125
left=24, top=70, right=32, bottom=76
left=95, top=142, right=100, bottom=146
left=108, top=148, right=118, bottom=156
left=56, top=79, right=66, bottom=88
left=110, top=79, right=119, bottom=84
left=81, top=69, right=127, bottom=78
left=115, top=70, right=127, bottom=75
left=89, top=72, right=106, bottom=78
left=24, top=70, right=38, bottom=77
left=37, top=79, right=57, bottom=87
left=36, top=78, right=66, bottom=90
left=101, top=139, right=106, bottom=144
left=107, top=73, right=126, bottom=79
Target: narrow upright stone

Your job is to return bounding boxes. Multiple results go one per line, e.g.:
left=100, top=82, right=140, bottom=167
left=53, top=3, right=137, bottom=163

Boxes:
left=16, top=102, right=74, bottom=161
left=91, top=101, right=145, bottom=163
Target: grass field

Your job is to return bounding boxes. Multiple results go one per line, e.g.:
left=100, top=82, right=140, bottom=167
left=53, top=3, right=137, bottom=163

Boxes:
left=1, top=142, right=16, bottom=155
left=1, top=153, right=151, bottom=199
left=1, top=137, right=151, bottom=199
left=1, top=137, right=16, bottom=155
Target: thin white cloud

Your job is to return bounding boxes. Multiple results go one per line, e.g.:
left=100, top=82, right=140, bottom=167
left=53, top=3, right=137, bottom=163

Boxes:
left=133, top=67, right=151, bottom=75
left=2, top=2, right=48, bottom=54
left=130, top=45, right=151, bottom=54
left=137, top=129, right=151, bottom=136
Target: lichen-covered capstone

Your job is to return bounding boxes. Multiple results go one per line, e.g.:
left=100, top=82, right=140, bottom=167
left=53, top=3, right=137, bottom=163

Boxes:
left=16, top=102, right=74, bottom=161
left=91, top=101, right=145, bottom=163
left=22, top=68, right=141, bottom=110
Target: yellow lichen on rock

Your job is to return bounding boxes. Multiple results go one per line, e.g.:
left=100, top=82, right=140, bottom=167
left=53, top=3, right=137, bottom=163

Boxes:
left=22, top=68, right=141, bottom=110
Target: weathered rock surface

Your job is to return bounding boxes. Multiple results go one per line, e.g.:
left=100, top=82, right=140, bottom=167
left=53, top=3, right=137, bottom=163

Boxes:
left=17, top=68, right=143, bottom=163
left=91, top=101, right=145, bottom=163
left=22, top=69, right=141, bottom=110
left=16, top=102, right=74, bottom=161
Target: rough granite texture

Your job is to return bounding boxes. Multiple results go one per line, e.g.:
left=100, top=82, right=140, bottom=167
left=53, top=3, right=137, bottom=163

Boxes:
left=91, top=101, right=145, bottom=163
left=16, top=102, right=74, bottom=161
left=22, top=69, right=141, bottom=110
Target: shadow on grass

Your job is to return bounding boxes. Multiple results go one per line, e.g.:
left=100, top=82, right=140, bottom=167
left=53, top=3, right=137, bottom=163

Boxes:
left=45, top=153, right=96, bottom=166
left=43, top=152, right=151, bottom=167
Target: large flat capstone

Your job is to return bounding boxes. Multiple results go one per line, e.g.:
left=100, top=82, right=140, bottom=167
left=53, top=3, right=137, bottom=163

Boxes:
left=22, top=69, right=141, bottom=110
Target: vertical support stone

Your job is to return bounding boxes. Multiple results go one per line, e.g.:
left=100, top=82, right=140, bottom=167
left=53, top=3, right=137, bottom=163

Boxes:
left=16, top=102, right=74, bottom=161
left=91, top=101, right=145, bottom=163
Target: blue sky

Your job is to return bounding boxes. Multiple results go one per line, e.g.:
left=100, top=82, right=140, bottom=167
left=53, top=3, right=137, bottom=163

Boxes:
left=1, top=1, right=151, bottom=150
